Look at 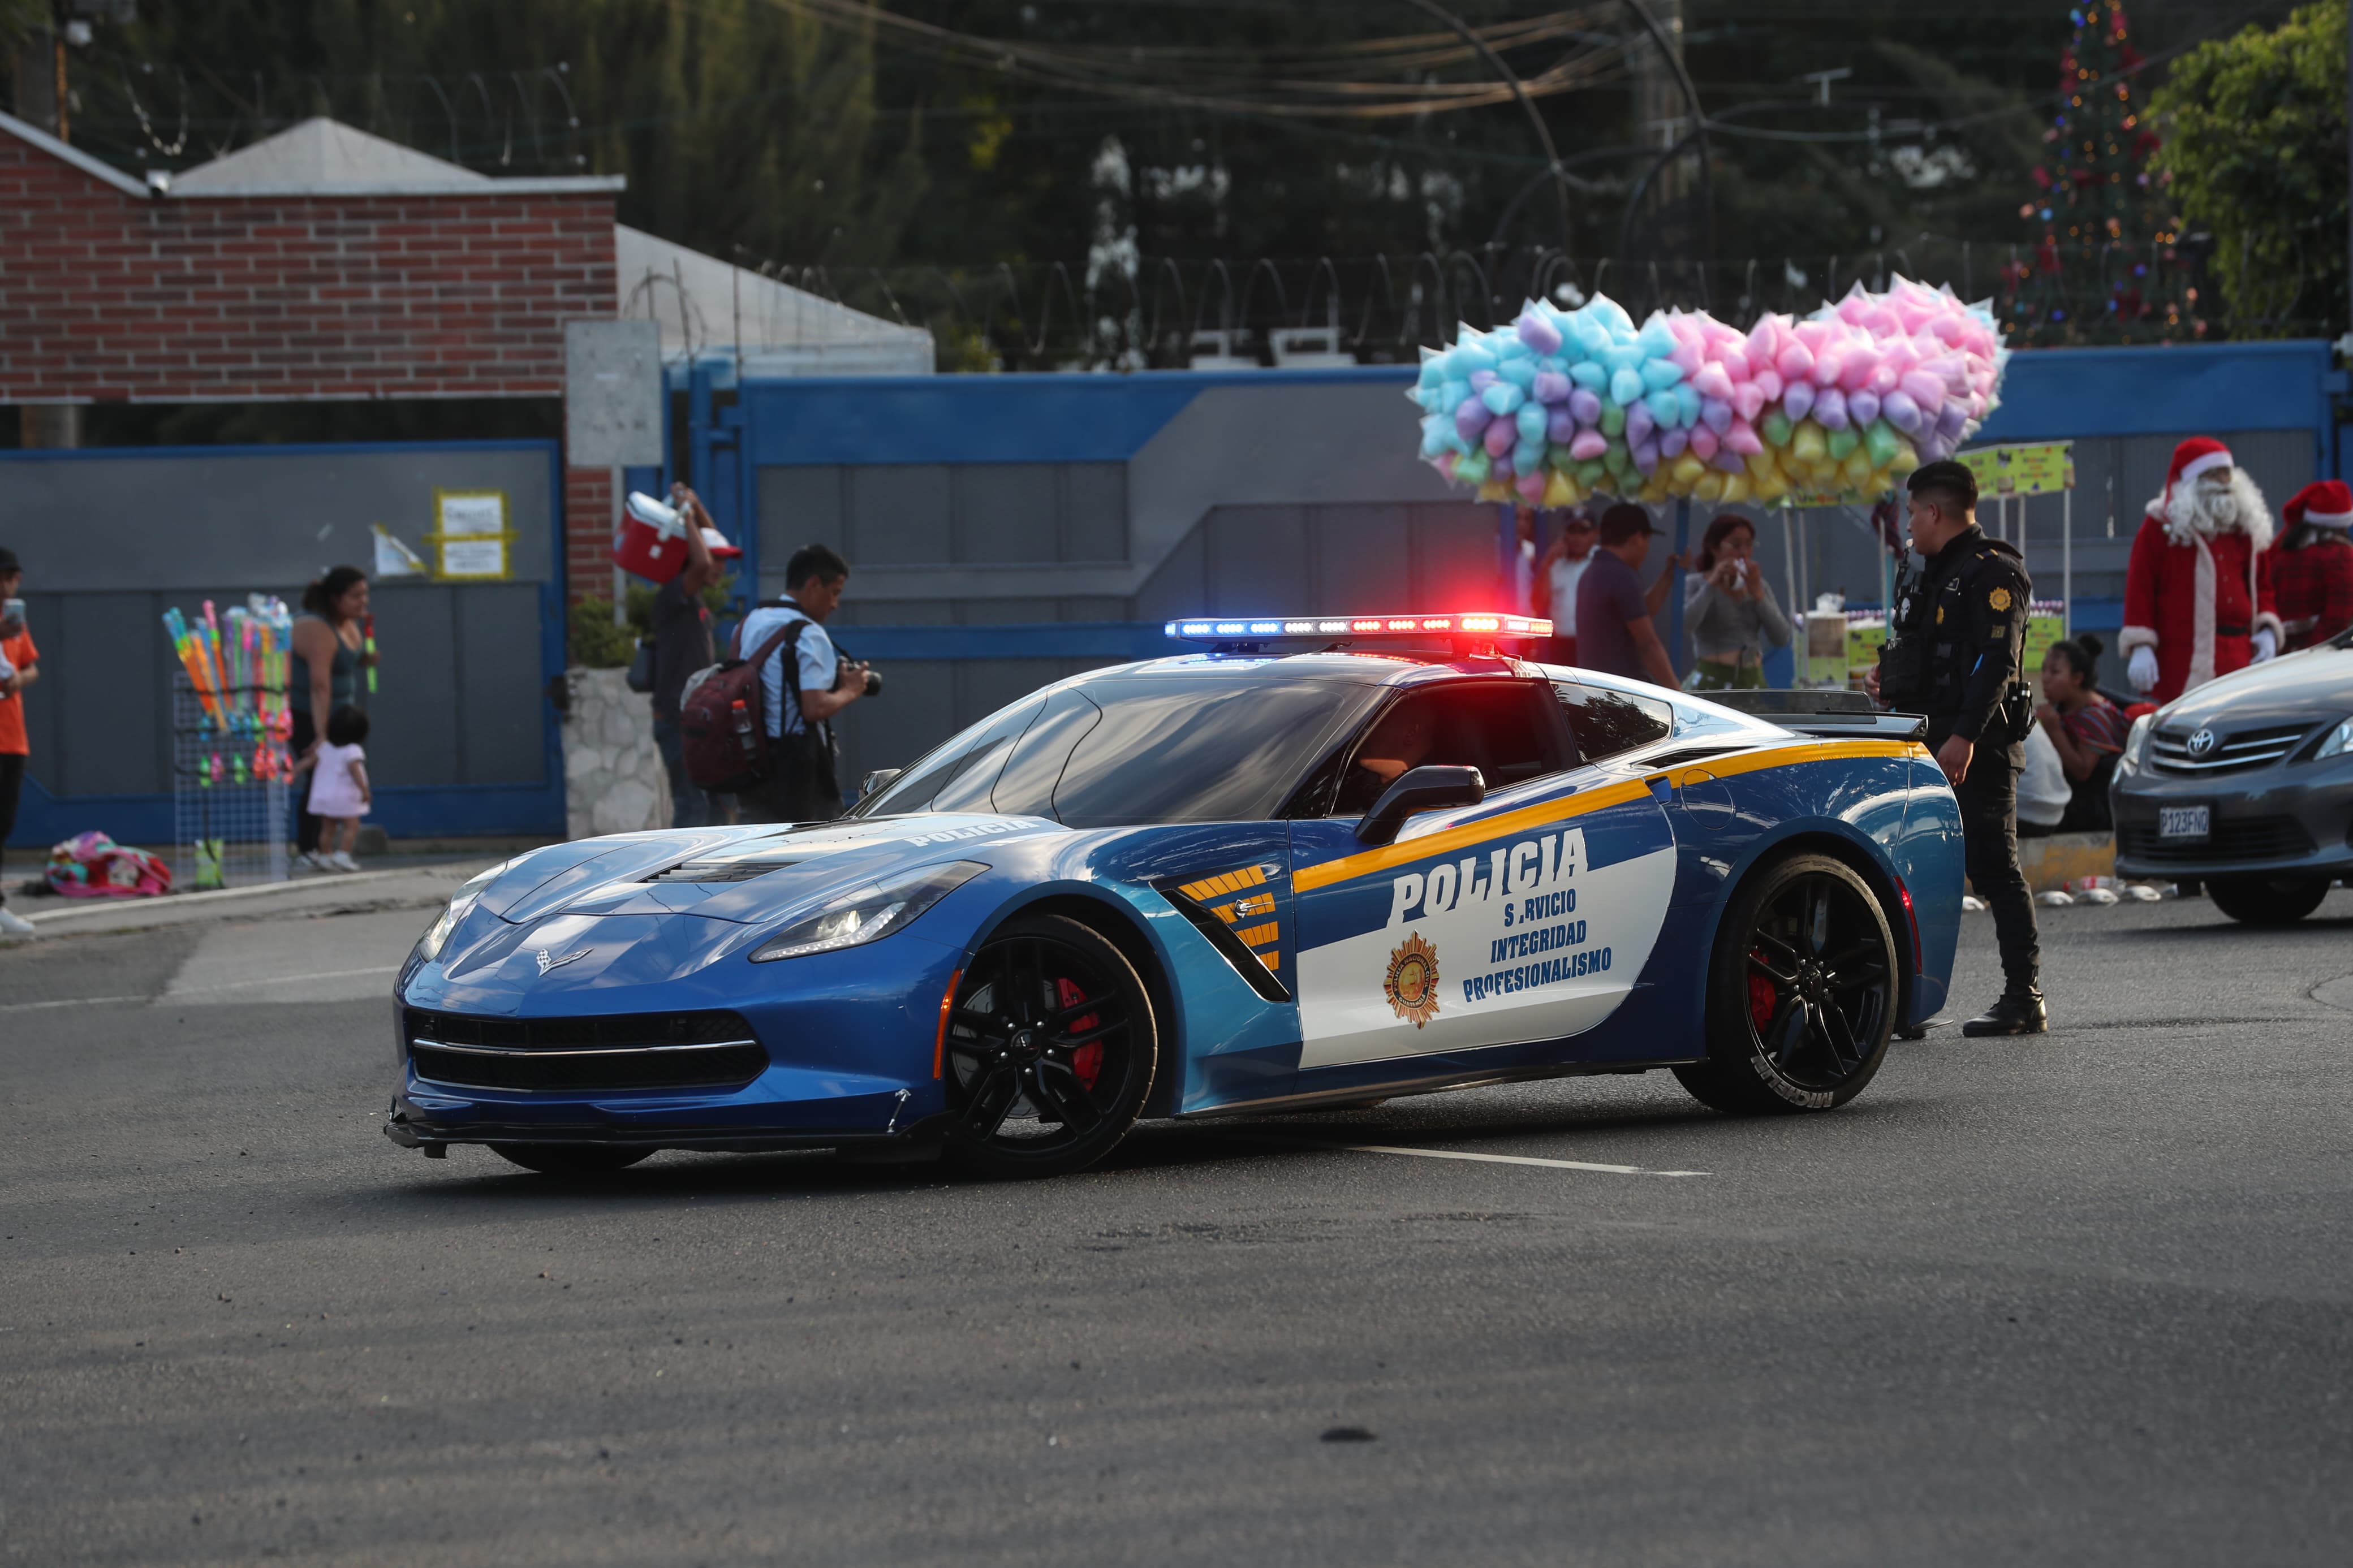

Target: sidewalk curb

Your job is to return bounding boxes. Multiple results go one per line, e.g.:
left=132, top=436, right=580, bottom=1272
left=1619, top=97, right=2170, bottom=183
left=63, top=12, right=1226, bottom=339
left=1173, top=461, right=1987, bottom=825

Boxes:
left=8, top=862, right=490, bottom=940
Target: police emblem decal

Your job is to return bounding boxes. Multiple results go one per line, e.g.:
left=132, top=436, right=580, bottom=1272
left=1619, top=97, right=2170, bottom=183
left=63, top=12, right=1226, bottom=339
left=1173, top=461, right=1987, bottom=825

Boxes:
left=1384, top=933, right=1441, bottom=1028
left=536, top=947, right=590, bottom=976
left=1988, top=586, right=2012, bottom=611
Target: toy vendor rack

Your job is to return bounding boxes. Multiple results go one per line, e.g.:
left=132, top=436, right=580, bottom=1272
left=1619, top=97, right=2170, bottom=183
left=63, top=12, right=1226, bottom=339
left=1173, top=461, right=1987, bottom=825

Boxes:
left=165, top=598, right=296, bottom=890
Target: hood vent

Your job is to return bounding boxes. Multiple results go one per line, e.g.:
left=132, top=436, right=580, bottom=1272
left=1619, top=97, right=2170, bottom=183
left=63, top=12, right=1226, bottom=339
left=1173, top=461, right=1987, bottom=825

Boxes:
left=643, top=860, right=797, bottom=884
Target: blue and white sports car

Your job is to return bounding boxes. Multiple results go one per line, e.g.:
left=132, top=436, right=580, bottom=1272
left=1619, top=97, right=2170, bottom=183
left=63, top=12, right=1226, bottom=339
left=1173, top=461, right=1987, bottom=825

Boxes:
left=387, top=614, right=1962, bottom=1178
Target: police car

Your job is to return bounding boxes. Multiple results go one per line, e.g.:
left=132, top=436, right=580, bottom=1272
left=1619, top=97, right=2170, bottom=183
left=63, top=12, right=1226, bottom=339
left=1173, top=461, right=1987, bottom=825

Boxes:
left=387, top=612, right=1963, bottom=1178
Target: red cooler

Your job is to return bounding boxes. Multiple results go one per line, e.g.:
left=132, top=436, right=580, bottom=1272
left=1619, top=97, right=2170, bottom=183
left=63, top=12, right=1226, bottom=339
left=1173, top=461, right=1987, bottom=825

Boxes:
left=614, top=492, right=689, bottom=583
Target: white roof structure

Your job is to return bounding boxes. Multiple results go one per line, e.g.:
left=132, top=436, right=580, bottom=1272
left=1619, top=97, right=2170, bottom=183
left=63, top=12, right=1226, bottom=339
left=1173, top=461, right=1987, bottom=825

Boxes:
left=615, top=225, right=933, bottom=377
left=167, top=117, right=620, bottom=197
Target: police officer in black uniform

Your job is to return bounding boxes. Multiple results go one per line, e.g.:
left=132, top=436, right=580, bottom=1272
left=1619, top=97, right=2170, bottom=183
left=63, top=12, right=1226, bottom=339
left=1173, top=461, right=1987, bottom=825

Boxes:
left=1870, top=460, right=2046, bottom=1036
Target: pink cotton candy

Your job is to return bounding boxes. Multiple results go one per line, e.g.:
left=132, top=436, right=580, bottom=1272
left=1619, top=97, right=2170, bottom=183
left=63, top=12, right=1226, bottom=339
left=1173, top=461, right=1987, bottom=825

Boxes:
left=1881, top=390, right=1922, bottom=432
left=1754, top=368, right=1783, bottom=403
left=1815, top=386, right=1850, bottom=431
left=1569, top=429, right=1609, bottom=461
left=1847, top=389, right=1880, bottom=426
left=1899, top=370, right=1946, bottom=416
left=1733, top=382, right=1766, bottom=423
left=1924, top=355, right=1967, bottom=394
left=1782, top=381, right=1816, bottom=423
left=1688, top=425, right=1720, bottom=462
left=1838, top=349, right=1878, bottom=393
left=1700, top=397, right=1733, bottom=435
left=1436, top=452, right=1457, bottom=482
left=1777, top=343, right=1815, bottom=383
left=1692, top=362, right=1735, bottom=401
left=1485, top=420, right=1516, bottom=456
left=1745, top=319, right=1778, bottom=369
left=1811, top=347, right=1846, bottom=388
left=1668, top=338, right=1705, bottom=377
left=1726, top=419, right=1764, bottom=456
left=1660, top=426, right=1689, bottom=460
left=1794, top=318, right=1831, bottom=351
left=1516, top=469, right=1548, bottom=502
left=1868, top=362, right=1899, bottom=396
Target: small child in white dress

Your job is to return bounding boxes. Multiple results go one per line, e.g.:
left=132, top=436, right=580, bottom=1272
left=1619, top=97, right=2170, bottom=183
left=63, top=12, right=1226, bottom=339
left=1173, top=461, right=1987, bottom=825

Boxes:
left=298, top=705, right=373, bottom=873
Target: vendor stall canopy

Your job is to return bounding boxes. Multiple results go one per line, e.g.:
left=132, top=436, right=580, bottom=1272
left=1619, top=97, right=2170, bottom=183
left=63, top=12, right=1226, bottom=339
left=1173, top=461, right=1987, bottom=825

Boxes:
left=1412, top=279, right=2007, bottom=511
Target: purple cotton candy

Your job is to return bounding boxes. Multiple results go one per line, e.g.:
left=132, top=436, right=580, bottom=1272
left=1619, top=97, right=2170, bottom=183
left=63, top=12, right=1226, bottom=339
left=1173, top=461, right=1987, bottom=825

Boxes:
left=1882, top=390, right=1922, bottom=433
left=1517, top=309, right=1563, bottom=356
left=1700, top=397, right=1733, bottom=436
left=1632, top=438, right=1660, bottom=474
left=1626, top=400, right=1655, bottom=446
left=1660, top=426, right=1690, bottom=460
left=1532, top=370, right=1571, bottom=405
left=1847, top=389, right=1880, bottom=427
left=1914, top=431, right=1949, bottom=463
left=1782, top=381, right=1815, bottom=424
left=1568, top=387, right=1603, bottom=426
left=1468, top=369, right=1498, bottom=393
left=1490, top=453, right=1514, bottom=479
left=1547, top=407, right=1576, bottom=444
left=1815, top=386, right=1850, bottom=431
left=1713, top=447, right=1747, bottom=474
left=1936, top=401, right=1968, bottom=439
left=1455, top=398, right=1491, bottom=440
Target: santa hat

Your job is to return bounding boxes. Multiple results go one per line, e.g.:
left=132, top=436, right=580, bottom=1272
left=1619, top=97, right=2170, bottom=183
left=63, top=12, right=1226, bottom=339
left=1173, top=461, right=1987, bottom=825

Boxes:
left=2284, top=478, right=2353, bottom=532
left=2162, top=437, right=2235, bottom=506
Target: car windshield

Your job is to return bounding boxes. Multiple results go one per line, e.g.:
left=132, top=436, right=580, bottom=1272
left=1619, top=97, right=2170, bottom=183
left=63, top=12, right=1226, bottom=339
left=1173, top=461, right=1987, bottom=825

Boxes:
left=854, top=669, right=1387, bottom=827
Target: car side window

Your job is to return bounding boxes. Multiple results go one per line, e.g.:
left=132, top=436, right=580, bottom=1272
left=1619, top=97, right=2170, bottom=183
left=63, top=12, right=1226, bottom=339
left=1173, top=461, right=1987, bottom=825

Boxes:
left=1331, top=683, right=1570, bottom=817
left=1552, top=681, right=1673, bottom=762
left=865, top=696, right=1047, bottom=815
left=991, top=688, right=1103, bottom=819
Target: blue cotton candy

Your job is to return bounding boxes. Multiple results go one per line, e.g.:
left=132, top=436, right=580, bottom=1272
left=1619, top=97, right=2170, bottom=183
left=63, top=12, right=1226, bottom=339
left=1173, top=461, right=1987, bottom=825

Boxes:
left=1516, top=403, right=1548, bottom=443
left=1568, top=361, right=1609, bottom=392
left=1609, top=366, right=1645, bottom=407
left=1496, top=334, right=1532, bottom=361
left=1420, top=416, right=1449, bottom=459
left=1497, top=356, right=1537, bottom=387
left=1588, top=296, right=1634, bottom=335
left=1645, top=388, right=1680, bottom=431
left=1514, top=440, right=1545, bottom=474
left=1482, top=381, right=1525, bottom=416
left=1603, top=344, right=1646, bottom=376
left=1640, top=358, right=1686, bottom=392
left=1567, top=314, right=1614, bottom=360
left=1673, top=383, right=1701, bottom=427
left=1437, top=380, right=1468, bottom=414
left=1455, top=338, right=1497, bottom=373
left=1417, top=354, right=1447, bottom=389
left=1636, top=316, right=1678, bottom=358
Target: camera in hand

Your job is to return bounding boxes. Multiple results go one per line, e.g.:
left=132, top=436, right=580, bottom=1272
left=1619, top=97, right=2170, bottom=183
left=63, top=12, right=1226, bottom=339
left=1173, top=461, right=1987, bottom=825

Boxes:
left=861, top=667, right=884, bottom=698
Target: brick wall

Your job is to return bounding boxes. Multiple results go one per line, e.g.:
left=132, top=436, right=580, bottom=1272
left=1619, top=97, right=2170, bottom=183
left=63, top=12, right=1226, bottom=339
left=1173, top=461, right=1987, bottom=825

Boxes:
left=0, top=131, right=627, bottom=598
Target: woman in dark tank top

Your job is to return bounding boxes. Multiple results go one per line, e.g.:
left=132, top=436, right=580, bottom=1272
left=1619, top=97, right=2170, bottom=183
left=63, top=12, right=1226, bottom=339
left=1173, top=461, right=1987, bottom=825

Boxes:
left=290, top=567, right=372, bottom=869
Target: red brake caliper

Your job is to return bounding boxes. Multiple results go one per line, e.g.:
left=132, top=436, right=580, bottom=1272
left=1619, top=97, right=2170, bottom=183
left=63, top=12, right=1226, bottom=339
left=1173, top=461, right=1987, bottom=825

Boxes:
left=1054, top=975, right=1103, bottom=1089
left=1747, top=948, right=1778, bottom=1035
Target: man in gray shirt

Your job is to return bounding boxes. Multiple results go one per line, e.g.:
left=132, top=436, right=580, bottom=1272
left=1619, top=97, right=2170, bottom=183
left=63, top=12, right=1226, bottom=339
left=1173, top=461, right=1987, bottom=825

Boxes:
left=1571, top=503, right=1682, bottom=689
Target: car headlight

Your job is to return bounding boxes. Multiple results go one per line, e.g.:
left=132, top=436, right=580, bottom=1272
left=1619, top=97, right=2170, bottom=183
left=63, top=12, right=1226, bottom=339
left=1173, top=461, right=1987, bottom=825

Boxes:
left=2317, top=716, right=2353, bottom=761
left=748, top=861, right=987, bottom=964
left=2122, top=712, right=2153, bottom=769
left=415, top=860, right=511, bottom=964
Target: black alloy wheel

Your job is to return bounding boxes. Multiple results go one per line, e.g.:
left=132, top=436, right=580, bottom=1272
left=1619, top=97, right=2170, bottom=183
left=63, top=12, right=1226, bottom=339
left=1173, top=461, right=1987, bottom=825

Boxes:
left=2207, top=875, right=2332, bottom=926
left=942, top=913, right=1158, bottom=1178
left=1674, top=854, right=1897, bottom=1115
left=488, top=1143, right=654, bottom=1177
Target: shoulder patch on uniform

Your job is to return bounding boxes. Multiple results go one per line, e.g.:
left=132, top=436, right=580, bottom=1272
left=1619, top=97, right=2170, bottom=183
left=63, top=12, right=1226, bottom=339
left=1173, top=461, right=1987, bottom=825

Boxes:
left=1988, top=586, right=2012, bottom=611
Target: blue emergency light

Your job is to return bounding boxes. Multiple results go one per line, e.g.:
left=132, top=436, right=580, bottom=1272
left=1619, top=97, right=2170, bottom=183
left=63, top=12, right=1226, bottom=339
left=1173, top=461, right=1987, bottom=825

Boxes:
left=1163, top=611, right=1553, bottom=643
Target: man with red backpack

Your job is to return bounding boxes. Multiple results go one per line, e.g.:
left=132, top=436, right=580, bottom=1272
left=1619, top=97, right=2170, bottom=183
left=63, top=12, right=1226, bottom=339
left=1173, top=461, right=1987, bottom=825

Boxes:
left=685, top=543, right=869, bottom=824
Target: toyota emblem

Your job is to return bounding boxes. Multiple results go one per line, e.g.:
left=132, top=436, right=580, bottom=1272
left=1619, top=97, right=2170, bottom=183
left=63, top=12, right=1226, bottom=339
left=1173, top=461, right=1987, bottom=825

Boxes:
left=2187, top=728, right=2217, bottom=758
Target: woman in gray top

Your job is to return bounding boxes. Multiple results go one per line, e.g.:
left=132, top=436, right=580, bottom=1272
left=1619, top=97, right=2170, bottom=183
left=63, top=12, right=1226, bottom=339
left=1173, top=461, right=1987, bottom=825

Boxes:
left=1682, top=513, right=1791, bottom=690
left=290, top=566, right=372, bottom=870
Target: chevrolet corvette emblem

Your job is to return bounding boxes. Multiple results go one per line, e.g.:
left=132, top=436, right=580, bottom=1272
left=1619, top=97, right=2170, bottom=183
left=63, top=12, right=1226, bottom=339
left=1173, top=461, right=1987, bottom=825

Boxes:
left=535, top=947, right=590, bottom=976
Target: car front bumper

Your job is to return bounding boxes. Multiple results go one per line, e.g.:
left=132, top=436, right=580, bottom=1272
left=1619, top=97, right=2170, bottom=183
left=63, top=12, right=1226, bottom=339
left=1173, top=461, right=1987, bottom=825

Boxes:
left=2113, top=754, right=2353, bottom=883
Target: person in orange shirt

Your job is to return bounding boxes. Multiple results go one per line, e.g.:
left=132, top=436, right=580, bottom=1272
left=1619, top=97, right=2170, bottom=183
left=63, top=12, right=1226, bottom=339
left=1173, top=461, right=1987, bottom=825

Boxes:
left=0, top=546, right=40, bottom=939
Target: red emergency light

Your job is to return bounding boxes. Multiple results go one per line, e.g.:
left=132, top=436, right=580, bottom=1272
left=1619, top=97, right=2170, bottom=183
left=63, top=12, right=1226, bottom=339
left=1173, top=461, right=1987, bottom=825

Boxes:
left=1165, top=612, right=1552, bottom=644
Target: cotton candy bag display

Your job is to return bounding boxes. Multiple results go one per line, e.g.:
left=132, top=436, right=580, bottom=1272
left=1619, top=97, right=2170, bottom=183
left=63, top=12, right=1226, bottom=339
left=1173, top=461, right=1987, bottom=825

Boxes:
left=1408, top=278, right=2007, bottom=508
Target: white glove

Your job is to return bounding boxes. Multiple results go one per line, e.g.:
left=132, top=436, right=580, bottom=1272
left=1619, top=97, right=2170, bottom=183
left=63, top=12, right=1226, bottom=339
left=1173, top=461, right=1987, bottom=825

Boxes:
left=2128, top=645, right=2160, bottom=692
left=2251, top=627, right=2278, bottom=663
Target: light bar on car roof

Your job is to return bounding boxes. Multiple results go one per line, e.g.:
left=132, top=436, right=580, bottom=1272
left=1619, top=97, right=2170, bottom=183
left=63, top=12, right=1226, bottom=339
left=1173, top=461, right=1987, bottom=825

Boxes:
left=1163, top=612, right=1553, bottom=642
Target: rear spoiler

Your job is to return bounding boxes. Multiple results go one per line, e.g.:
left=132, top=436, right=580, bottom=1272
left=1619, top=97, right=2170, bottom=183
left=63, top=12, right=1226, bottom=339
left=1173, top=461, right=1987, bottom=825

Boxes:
left=1703, top=688, right=1928, bottom=744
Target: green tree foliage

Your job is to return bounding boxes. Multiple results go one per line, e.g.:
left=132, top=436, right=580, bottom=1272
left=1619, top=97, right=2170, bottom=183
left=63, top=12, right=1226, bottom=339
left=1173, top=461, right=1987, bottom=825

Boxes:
left=2153, top=0, right=2348, bottom=336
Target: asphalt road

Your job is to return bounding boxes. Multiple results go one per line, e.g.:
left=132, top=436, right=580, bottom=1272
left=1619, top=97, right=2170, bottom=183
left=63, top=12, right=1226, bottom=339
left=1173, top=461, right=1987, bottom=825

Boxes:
left=4, top=891, right=2351, bottom=1567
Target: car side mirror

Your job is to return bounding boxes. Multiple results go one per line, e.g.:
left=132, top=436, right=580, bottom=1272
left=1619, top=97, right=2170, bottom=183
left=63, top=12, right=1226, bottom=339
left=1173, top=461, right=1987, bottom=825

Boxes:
left=861, top=768, right=902, bottom=799
left=1355, top=765, right=1485, bottom=846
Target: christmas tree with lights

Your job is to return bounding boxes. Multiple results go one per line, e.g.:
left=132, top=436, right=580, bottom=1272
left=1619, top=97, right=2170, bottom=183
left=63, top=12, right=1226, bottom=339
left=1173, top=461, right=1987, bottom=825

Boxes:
left=2003, top=3, right=2197, bottom=344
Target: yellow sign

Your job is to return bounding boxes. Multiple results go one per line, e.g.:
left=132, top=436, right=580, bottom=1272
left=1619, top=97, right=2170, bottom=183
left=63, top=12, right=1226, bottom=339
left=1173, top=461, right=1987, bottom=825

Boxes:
left=426, top=489, right=516, bottom=580
left=1959, top=442, right=2076, bottom=496
left=2023, top=603, right=2066, bottom=674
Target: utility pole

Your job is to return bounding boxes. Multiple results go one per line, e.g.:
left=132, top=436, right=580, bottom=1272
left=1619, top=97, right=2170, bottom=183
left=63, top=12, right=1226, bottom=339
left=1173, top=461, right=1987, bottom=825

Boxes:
left=1633, top=0, right=1687, bottom=208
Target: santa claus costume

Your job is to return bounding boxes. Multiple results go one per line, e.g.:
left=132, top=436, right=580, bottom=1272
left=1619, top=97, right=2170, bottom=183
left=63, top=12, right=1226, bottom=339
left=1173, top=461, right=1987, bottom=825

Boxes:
left=2275, top=479, right=2353, bottom=652
left=2119, top=437, right=2281, bottom=705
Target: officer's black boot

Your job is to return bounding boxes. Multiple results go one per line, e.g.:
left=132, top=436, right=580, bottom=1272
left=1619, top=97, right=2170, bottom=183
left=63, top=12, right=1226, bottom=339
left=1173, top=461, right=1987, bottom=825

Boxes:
left=1961, top=985, right=2047, bottom=1036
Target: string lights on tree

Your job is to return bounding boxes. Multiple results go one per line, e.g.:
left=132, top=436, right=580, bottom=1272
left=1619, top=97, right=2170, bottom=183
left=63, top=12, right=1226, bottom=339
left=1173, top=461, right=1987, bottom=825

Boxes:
left=2003, top=3, right=2198, bottom=345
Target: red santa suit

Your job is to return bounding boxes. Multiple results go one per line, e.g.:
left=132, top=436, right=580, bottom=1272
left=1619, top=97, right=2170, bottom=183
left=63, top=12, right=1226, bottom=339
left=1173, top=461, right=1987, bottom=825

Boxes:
left=2119, top=437, right=2280, bottom=705
left=2276, top=480, right=2353, bottom=651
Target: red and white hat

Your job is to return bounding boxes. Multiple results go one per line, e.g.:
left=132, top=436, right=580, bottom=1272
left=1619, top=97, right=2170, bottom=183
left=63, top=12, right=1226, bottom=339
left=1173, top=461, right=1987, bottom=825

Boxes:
left=2284, top=478, right=2353, bottom=532
left=2162, top=437, right=2234, bottom=505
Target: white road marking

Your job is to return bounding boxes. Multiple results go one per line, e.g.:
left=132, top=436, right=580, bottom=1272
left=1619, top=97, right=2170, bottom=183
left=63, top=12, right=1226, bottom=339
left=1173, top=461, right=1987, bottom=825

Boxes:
left=1344, top=1144, right=1710, bottom=1178
left=167, top=964, right=400, bottom=996
left=0, top=994, right=148, bottom=1013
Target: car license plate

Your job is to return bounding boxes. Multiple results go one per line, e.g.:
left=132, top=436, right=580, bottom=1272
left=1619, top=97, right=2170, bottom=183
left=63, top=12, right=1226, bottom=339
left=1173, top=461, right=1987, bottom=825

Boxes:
left=2159, top=805, right=2211, bottom=841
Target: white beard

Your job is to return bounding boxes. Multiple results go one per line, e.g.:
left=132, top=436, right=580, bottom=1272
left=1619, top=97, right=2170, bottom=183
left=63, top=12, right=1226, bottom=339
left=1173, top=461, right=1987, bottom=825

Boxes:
left=2156, top=468, right=2273, bottom=552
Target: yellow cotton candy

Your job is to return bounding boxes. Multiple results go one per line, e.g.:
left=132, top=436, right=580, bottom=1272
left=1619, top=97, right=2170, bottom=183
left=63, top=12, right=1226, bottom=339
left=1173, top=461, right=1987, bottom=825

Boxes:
left=1891, top=439, right=1919, bottom=472
left=1542, top=469, right=1578, bottom=509
left=1842, top=448, right=1874, bottom=487
left=1745, top=450, right=1778, bottom=481
left=1721, top=472, right=1751, bottom=505
left=1694, top=472, right=1725, bottom=502
left=1639, top=474, right=1671, bottom=505
left=1670, top=455, right=1707, bottom=486
left=1755, top=468, right=1790, bottom=502
left=1790, top=421, right=1828, bottom=464
left=1477, top=480, right=1512, bottom=503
